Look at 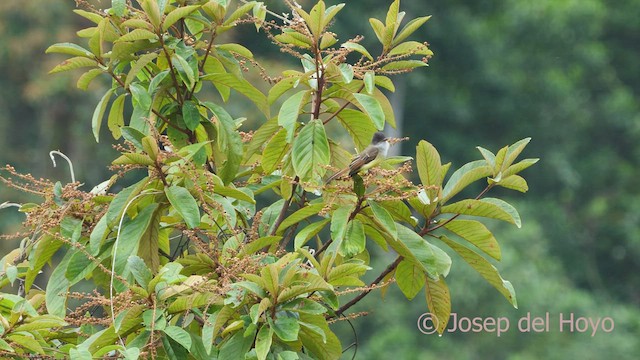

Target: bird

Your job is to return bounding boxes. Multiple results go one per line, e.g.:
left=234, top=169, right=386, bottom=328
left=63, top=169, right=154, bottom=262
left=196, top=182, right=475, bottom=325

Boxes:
left=326, top=131, right=390, bottom=183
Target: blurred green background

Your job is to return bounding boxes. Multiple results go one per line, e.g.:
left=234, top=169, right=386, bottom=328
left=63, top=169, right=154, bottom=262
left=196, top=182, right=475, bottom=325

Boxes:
left=1, top=0, right=638, bottom=359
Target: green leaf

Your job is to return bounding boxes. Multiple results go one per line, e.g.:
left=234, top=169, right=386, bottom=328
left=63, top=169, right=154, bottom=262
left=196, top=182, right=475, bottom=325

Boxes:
left=276, top=202, right=325, bottom=236
left=425, top=275, right=451, bottom=335
left=502, top=137, right=532, bottom=171
left=8, top=335, right=45, bottom=354
left=77, top=68, right=103, bottom=90
left=201, top=73, right=269, bottom=117
left=353, top=93, right=385, bottom=130
left=46, top=250, right=73, bottom=317
left=364, top=71, right=375, bottom=94
left=381, top=60, right=428, bottom=71
left=125, top=52, right=158, bottom=87
left=393, top=16, right=432, bottom=46
left=494, top=174, right=529, bottom=192
left=46, top=42, right=94, bottom=58
left=49, top=56, right=97, bottom=74
left=273, top=317, right=300, bottom=342
left=108, top=94, right=126, bottom=139
left=121, top=127, right=147, bottom=150
left=25, top=234, right=63, bottom=292
left=262, top=128, right=289, bottom=174
left=388, top=225, right=450, bottom=277
left=116, top=28, right=158, bottom=42
left=338, top=63, right=354, bottom=83
left=396, top=259, right=425, bottom=300
left=330, top=205, right=352, bottom=252
left=340, top=219, right=365, bottom=257
left=268, top=76, right=300, bottom=105
left=292, top=119, right=330, bottom=183
left=164, top=326, right=192, bottom=350
left=140, top=0, right=161, bottom=28
left=112, top=0, right=126, bottom=16
left=206, top=102, right=244, bottom=184
left=440, top=198, right=522, bottom=228
left=341, top=42, right=373, bottom=61
left=441, top=160, right=492, bottom=202
left=389, top=41, right=433, bottom=56
left=92, top=88, right=115, bottom=142
left=256, top=325, right=273, bottom=360
left=128, top=255, right=152, bottom=288
left=115, top=204, right=159, bottom=277
left=501, top=158, right=539, bottom=179
left=278, top=90, right=307, bottom=143
left=239, top=236, right=281, bottom=256
left=335, top=109, right=377, bottom=151
left=368, top=200, right=397, bottom=239
left=163, top=5, right=201, bottom=31
left=369, top=18, right=386, bottom=45
left=295, top=219, right=330, bottom=249
left=299, top=314, right=342, bottom=360
left=443, top=219, right=501, bottom=260
left=73, top=9, right=104, bottom=24
left=416, top=140, right=444, bottom=187
left=216, top=43, right=254, bottom=59
left=171, top=53, right=196, bottom=88
left=165, top=186, right=201, bottom=229
left=182, top=100, right=201, bottom=130
left=440, top=235, right=517, bottom=308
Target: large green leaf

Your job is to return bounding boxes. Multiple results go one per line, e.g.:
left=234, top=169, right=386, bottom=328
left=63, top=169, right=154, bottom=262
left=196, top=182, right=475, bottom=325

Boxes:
left=291, top=119, right=330, bottom=183
left=162, top=5, right=201, bottom=31
left=443, top=219, right=501, bottom=260
left=396, top=259, right=425, bottom=300
left=256, top=325, right=273, bottom=360
left=440, top=198, right=522, bottom=228
left=340, top=219, right=365, bottom=257
left=416, top=140, right=444, bottom=187
left=441, top=160, right=492, bottom=202
left=182, top=100, right=201, bottom=130
left=91, top=88, right=115, bottom=142
left=276, top=202, right=325, bottom=236
left=294, top=219, right=330, bottom=249
left=49, top=56, right=97, bottom=74
left=163, top=326, right=192, bottom=350
left=389, top=225, right=451, bottom=277
left=107, top=93, right=126, bottom=139
left=205, top=102, right=244, bottom=184
left=335, top=108, right=377, bottom=151
left=115, top=203, right=160, bottom=278
left=278, top=90, right=307, bottom=143
left=46, top=42, right=94, bottom=58
left=299, top=314, right=341, bottom=360
left=425, top=275, right=451, bottom=335
left=165, top=186, right=200, bottom=229
left=202, top=73, right=269, bottom=116
left=367, top=200, right=397, bottom=240
left=261, top=128, right=289, bottom=174
left=353, top=93, right=385, bottom=130
left=45, top=249, right=73, bottom=317
left=440, top=235, right=517, bottom=308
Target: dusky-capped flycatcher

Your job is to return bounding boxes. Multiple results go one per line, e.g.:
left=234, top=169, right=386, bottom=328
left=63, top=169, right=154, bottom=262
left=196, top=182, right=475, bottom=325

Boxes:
left=326, top=131, right=390, bottom=183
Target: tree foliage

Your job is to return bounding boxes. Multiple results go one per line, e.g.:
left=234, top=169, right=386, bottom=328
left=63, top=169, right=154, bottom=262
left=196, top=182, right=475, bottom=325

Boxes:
left=0, top=0, right=535, bottom=358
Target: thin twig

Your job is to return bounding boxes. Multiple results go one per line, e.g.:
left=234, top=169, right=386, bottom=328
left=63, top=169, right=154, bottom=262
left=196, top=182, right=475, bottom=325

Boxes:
left=332, top=256, right=403, bottom=317
left=49, top=150, right=76, bottom=183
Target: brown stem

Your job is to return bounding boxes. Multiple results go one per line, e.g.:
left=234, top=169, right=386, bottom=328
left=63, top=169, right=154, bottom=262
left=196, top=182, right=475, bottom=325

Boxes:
left=332, top=256, right=403, bottom=317
left=323, top=84, right=365, bottom=125
left=270, top=178, right=299, bottom=237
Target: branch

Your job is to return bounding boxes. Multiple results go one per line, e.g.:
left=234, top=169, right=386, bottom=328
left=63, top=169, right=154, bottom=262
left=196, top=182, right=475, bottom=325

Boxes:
left=332, top=256, right=403, bottom=317
left=270, top=178, right=299, bottom=237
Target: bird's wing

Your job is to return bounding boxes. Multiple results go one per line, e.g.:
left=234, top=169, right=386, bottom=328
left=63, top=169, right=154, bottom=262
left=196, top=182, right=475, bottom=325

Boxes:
left=348, top=147, right=379, bottom=176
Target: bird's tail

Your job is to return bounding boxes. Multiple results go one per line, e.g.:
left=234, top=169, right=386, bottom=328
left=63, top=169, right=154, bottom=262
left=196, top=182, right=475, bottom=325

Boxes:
left=325, top=168, right=349, bottom=184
